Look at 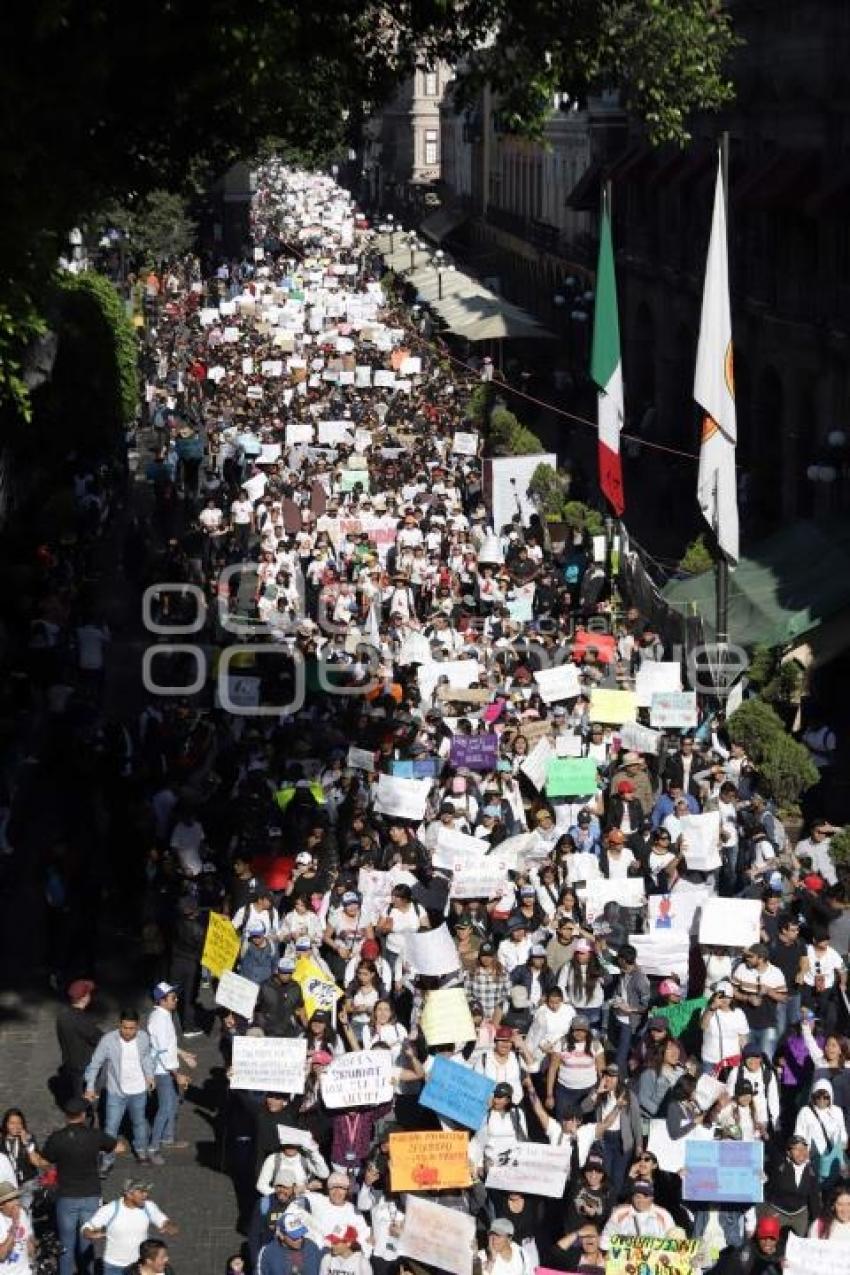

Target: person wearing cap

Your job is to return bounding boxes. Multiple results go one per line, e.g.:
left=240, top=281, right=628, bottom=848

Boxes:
left=82, top=1179, right=176, bottom=1275
left=730, top=944, right=788, bottom=1059
left=233, top=888, right=282, bottom=947
left=479, top=1216, right=527, bottom=1275
left=472, top=1080, right=529, bottom=1176
left=257, top=1208, right=322, bottom=1275
left=763, top=1136, right=821, bottom=1237
left=699, top=982, right=750, bottom=1074
left=599, top=1179, right=675, bottom=1247
left=720, top=1213, right=784, bottom=1275
left=248, top=1174, right=300, bottom=1269
left=318, top=1224, right=369, bottom=1275
left=305, top=1174, right=370, bottom=1257
left=496, top=918, right=532, bottom=976
left=609, top=752, right=653, bottom=818
left=474, top=1023, right=531, bottom=1105
left=257, top=1134, right=330, bottom=1197
left=56, top=979, right=102, bottom=1104
left=83, top=1009, right=155, bottom=1169
left=568, top=810, right=602, bottom=857
left=258, top=956, right=306, bottom=1038
left=147, top=984, right=197, bottom=1166
left=0, top=1180, right=33, bottom=1271
left=239, top=923, right=278, bottom=987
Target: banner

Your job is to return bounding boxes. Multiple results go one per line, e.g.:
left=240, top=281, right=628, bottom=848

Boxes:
left=402, top=925, right=462, bottom=977
left=399, top=1196, right=475, bottom=1275
left=373, top=773, right=432, bottom=821
left=683, top=1139, right=763, bottom=1203
left=546, top=756, right=598, bottom=797
left=214, top=970, right=259, bottom=1019
left=629, top=931, right=690, bottom=987
left=785, top=1234, right=850, bottom=1275
left=698, top=897, right=761, bottom=948
left=202, top=912, right=240, bottom=978
left=534, top=665, right=581, bottom=704
left=581, top=877, right=645, bottom=922
left=519, top=738, right=555, bottom=791
left=419, top=1055, right=495, bottom=1130
left=450, top=860, right=505, bottom=900
left=605, top=1237, right=698, bottom=1275
left=589, top=689, right=637, bottom=725
left=650, top=691, right=698, bottom=730
left=293, top=956, right=343, bottom=1020
left=450, top=733, right=499, bottom=772
left=619, top=721, right=663, bottom=755
left=230, top=1036, right=307, bottom=1093
left=679, top=812, right=722, bottom=871
left=420, top=988, right=477, bottom=1046
left=389, top=1130, right=472, bottom=1192
left=485, top=1143, right=572, bottom=1198
left=320, top=1050, right=394, bottom=1108
left=635, top=661, right=682, bottom=708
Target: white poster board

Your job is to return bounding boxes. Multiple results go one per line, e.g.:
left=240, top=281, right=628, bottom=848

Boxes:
left=399, top=1196, right=475, bottom=1275
left=619, top=721, right=663, bottom=755
left=484, top=453, right=557, bottom=533
left=581, top=877, right=645, bottom=922
left=346, top=745, right=376, bottom=772
left=320, top=1050, right=394, bottom=1108
left=403, top=925, right=462, bottom=977
left=534, top=665, right=581, bottom=704
left=519, top=738, right=555, bottom=791
left=698, top=897, right=761, bottom=948
left=214, top=970, right=260, bottom=1019
left=630, top=932, right=690, bottom=987
left=679, top=812, right=722, bottom=871
left=785, top=1234, right=850, bottom=1275
left=635, top=661, right=682, bottom=708
left=374, top=774, right=432, bottom=821
left=485, top=1143, right=572, bottom=1198
left=230, top=1037, right=307, bottom=1093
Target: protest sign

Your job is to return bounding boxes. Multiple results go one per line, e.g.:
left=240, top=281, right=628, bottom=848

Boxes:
left=619, top=721, right=663, bottom=755
left=436, top=686, right=492, bottom=706
left=346, top=745, right=376, bottom=772
left=374, top=370, right=396, bottom=389
left=449, top=733, right=498, bottom=771
left=635, top=661, right=683, bottom=708
left=230, top=1036, right=307, bottom=1093
left=508, top=718, right=552, bottom=744
left=389, top=1130, right=472, bottom=1192
left=374, top=773, right=432, bottom=821
left=390, top=757, right=442, bottom=780
left=683, top=1139, right=763, bottom=1203
left=555, top=733, right=584, bottom=757
left=605, top=1237, right=698, bottom=1275
left=698, top=897, right=761, bottom=948
left=286, top=422, right=314, bottom=445
left=418, top=659, right=482, bottom=700
left=680, top=812, right=722, bottom=871
left=452, top=431, right=479, bottom=456
left=293, top=956, right=343, bottom=1020
left=647, top=1119, right=688, bottom=1174
left=419, top=1056, right=495, bottom=1129
left=520, top=738, right=555, bottom=790
left=486, top=1143, right=572, bottom=1198
left=400, top=355, right=422, bottom=376
left=630, top=932, right=690, bottom=987
left=201, top=912, right=240, bottom=978
left=648, top=890, right=708, bottom=935
left=398, top=632, right=432, bottom=666
left=399, top=1196, right=475, bottom=1275
left=534, top=665, right=581, bottom=704
left=420, top=988, right=477, bottom=1045
left=275, top=1124, right=317, bottom=1151
left=358, top=868, right=393, bottom=921
left=589, top=689, right=637, bottom=725
left=450, top=860, right=505, bottom=900
left=546, top=756, right=598, bottom=797
left=506, top=595, right=533, bottom=623
left=581, top=878, right=645, bottom=923
left=318, top=420, right=353, bottom=446
left=214, top=970, right=259, bottom=1019
left=320, top=1050, right=394, bottom=1108
left=403, top=926, right=462, bottom=977
left=650, top=691, right=698, bottom=729
left=785, top=1234, right=850, bottom=1275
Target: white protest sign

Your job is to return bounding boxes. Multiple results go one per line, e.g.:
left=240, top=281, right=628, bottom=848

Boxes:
left=318, top=420, right=354, bottom=446
left=450, top=860, right=505, bottom=899
left=259, top=443, right=281, bottom=464
left=320, top=1050, right=394, bottom=1108
left=580, top=877, right=645, bottom=922
left=519, top=738, right=555, bottom=791
left=555, top=733, right=584, bottom=758
left=452, top=431, right=479, bottom=457
left=214, top=970, right=259, bottom=1019
left=785, top=1234, right=850, bottom=1275
left=230, top=1036, right=307, bottom=1093
left=354, top=366, right=372, bottom=388
left=285, top=422, right=315, bottom=447
left=354, top=428, right=372, bottom=453
left=399, top=1196, right=475, bottom=1275
left=398, top=632, right=432, bottom=666
left=647, top=1119, right=713, bottom=1173
left=400, top=355, right=422, bottom=376
left=374, top=370, right=396, bottom=389
left=433, top=825, right=487, bottom=871
left=485, top=1143, right=572, bottom=1198
left=680, top=812, right=722, bottom=871
left=403, top=925, right=461, bottom=977
left=650, top=691, right=698, bottom=729
left=358, top=868, right=394, bottom=923
left=630, top=932, right=690, bottom=986
left=619, top=721, right=663, bottom=755
left=417, top=659, right=482, bottom=700
left=635, top=661, right=683, bottom=708
left=346, top=745, right=376, bottom=772
left=534, top=664, right=581, bottom=704
left=648, top=889, right=709, bottom=936
left=374, top=774, right=432, bottom=821
left=699, top=897, right=761, bottom=948
left=275, top=1124, right=318, bottom=1151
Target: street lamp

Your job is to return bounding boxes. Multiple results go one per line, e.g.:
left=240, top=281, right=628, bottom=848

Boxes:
left=387, top=213, right=395, bottom=253
left=407, top=234, right=422, bottom=272
left=434, top=250, right=454, bottom=299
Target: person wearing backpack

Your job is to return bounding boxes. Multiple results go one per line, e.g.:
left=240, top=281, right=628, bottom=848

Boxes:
left=81, top=1179, right=177, bottom=1275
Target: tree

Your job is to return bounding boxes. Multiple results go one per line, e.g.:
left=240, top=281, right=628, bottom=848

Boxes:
left=727, top=699, right=818, bottom=811
left=488, top=407, right=543, bottom=455
left=678, top=535, right=714, bottom=576
left=99, top=191, right=197, bottom=267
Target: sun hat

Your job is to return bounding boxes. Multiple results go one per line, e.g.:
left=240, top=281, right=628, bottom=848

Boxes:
left=489, top=1219, right=515, bottom=1236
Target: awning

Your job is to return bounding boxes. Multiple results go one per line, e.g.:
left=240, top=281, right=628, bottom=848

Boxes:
left=420, top=205, right=468, bottom=245
left=566, top=161, right=602, bottom=211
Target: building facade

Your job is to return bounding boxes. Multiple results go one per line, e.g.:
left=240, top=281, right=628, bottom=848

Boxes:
left=362, top=63, right=454, bottom=211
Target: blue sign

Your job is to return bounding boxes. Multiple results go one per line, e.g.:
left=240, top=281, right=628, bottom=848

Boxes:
left=419, top=1055, right=495, bottom=1130
left=683, top=1139, right=763, bottom=1203
left=390, top=758, right=441, bottom=780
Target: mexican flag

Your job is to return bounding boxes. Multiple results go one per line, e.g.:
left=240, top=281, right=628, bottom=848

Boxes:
left=591, top=203, right=625, bottom=515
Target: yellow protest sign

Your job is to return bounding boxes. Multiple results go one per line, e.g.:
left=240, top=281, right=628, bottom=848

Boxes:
left=606, top=1237, right=697, bottom=1275
left=420, top=988, right=476, bottom=1046
left=294, top=956, right=343, bottom=1020
left=590, top=688, right=637, bottom=725
left=389, top=1130, right=472, bottom=1192
left=202, top=912, right=240, bottom=978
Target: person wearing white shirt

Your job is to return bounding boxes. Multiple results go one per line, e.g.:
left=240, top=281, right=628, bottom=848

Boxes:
left=497, top=924, right=532, bottom=975
left=82, top=1182, right=174, bottom=1275
left=0, top=1186, right=34, bottom=1275
left=304, top=1176, right=371, bottom=1256
left=479, top=1217, right=530, bottom=1275
left=699, top=983, right=749, bottom=1071
left=600, top=1184, right=674, bottom=1246
left=147, top=984, right=196, bottom=1164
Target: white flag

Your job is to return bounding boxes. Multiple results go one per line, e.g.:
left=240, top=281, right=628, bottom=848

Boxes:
left=695, top=152, right=739, bottom=564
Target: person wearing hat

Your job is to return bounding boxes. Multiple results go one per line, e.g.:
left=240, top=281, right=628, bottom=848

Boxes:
left=763, top=1136, right=821, bottom=1237
left=794, top=1079, right=848, bottom=1186
left=238, top=923, right=278, bottom=987
left=599, top=1179, right=675, bottom=1247
left=730, top=944, right=788, bottom=1059
left=699, top=982, right=749, bottom=1074
left=147, top=984, right=197, bottom=1165
left=248, top=1172, right=301, bottom=1267
left=319, top=1224, right=368, bottom=1275
left=720, top=1213, right=784, bottom=1275
left=479, top=1217, right=527, bottom=1275
left=304, top=1174, right=370, bottom=1255
left=562, top=1154, right=613, bottom=1234
left=56, top=979, right=102, bottom=1104
left=0, top=1181, right=32, bottom=1271
left=81, top=1179, right=176, bottom=1275
left=496, top=918, right=532, bottom=976
left=609, top=752, right=653, bottom=818
left=257, top=1209, right=322, bottom=1275
left=257, top=1134, right=330, bottom=1197
left=258, top=957, right=306, bottom=1039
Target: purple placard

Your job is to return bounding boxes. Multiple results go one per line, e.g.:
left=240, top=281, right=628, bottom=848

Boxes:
left=450, top=733, right=499, bottom=772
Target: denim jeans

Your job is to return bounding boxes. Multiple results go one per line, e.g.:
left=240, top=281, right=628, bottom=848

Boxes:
left=104, top=1089, right=149, bottom=1160
left=775, top=993, right=802, bottom=1042
left=56, top=1195, right=100, bottom=1275
left=150, top=1072, right=179, bottom=1149
left=747, top=1026, right=779, bottom=1060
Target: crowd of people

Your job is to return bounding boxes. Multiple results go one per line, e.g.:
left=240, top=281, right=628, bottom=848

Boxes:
left=2, top=162, right=850, bottom=1275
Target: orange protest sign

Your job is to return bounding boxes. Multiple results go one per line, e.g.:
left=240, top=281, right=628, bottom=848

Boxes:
left=389, top=1130, right=472, bottom=1192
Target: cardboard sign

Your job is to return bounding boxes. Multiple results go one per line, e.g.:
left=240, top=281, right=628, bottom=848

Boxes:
left=403, top=925, right=462, bottom=977
left=449, top=733, right=499, bottom=771
left=419, top=1056, right=495, bottom=1130
left=606, top=1238, right=698, bottom=1275
left=389, top=1130, right=472, bottom=1192
left=546, top=756, right=598, bottom=797
left=683, top=1139, right=763, bottom=1203
left=534, top=665, right=581, bottom=704
left=420, top=988, right=477, bottom=1046
left=679, top=812, right=722, bottom=871
left=589, top=689, right=637, bottom=725
left=436, top=686, right=492, bottom=706
left=698, top=897, right=761, bottom=948
left=785, top=1235, right=850, bottom=1275
left=486, top=1143, right=572, bottom=1198
left=201, top=912, right=240, bottom=978
left=635, top=661, right=683, bottom=708
left=230, top=1036, right=307, bottom=1093
left=214, top=970, right=259, bottom=1020
left=452, top=431, right=479, bottom=456
left=520, top=737, right=555, bottom=791
left=374, top=773, right=432, bottom=821
left=650, top=691, right=698, bottom=729
left=320, top=1050, right=394, bottom=1108
left=399, top=1196, right=475, bottom=1275
left=418, top=659, right=482, bottom=700
left=619, top=721, right=663, bottom=755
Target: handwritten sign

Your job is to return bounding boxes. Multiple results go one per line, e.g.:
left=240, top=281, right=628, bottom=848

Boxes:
left=420, top=988, right=477, bottom=1046
left=214, top=970, right=259, bottom=1020
left=293, top=956, right=343, bottom=1020
left=374, top=773, right=432, bottom=821
left=403, top=925, right=461, bottom=977
left=589, top=689, right=637, bottom=725
left=230, top=1036, right=307, bottom=1093
left=419, top=1056, right=495, bottom=1130
left=606, top=1237, right=698, bottom=1275
left=452, top=431, right=479, bottom=457
left=450, top=860, right=506, bottom=900
left=389, top=1130, right=472, bottom=1192
left=581, top=877, right=645, bottom=923
left=534, top=665, right=581, bottom=704
left=650, top=691, right=698, bottom=729
left=619, top=721, right=663, bottom=755
left=320, top=1050, right=394, bottom=1108
left=683, top=1139, right=763, bottom=1203
left=201, top=912, right=240, bottom=978
left=399, top=1197, right=475, bottom=1275
left=785, top=1234, right=850, bottom=1275
left=546, top=756, right=598, bottom=797
left=346, top=745, right=376, bottom=772
left=450, top=733, right=499, bottom=771
left=486, top=1143, right=572, bottom=1198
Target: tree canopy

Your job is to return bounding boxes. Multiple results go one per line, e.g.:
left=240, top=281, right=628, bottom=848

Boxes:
left=0, top=0, right=736, bottom=415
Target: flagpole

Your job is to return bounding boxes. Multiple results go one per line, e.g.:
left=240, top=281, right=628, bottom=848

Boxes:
left=715, top=131, right=730, bottom=695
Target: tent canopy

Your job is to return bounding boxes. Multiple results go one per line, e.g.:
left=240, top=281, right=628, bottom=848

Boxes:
left=662, top=517, right=850, bottom=648
left=420, top=205, right=468, bottom=245
left=375, top=233, right=555, bottom=342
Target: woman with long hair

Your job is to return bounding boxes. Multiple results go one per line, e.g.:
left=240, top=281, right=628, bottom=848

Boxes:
left=545, top=1017, right=605, bottom=1119
left=557, top=941, right=606, bottom=1029
left=808, top=1183, right=850, bottom=1240
left=0, top=1109, right=46, bottom=1191
left=636, top=1038, right=686, bottom=1136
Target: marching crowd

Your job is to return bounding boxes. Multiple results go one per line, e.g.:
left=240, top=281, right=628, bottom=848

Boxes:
left=2, top=162, right=850, bottom=1275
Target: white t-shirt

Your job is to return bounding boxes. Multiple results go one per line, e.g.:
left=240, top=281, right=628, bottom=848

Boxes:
left=231, top=499, right=253, bottom=525
left=85, top=1199, right=167, bottom=1267
left=119, top=1037, right=148, bottom=1095
left=170, top=821, right=204, bottom=877
left=0, top=1208, right=33, bottom=1274
left=700, top=1006, right=750, bottom=1064
left=804, top=944, right=843, bottom=989
left=148, top=1004, right=179, bottom=1074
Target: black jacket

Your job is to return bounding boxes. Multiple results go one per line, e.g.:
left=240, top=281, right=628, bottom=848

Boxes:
left=56, top=1006, right=102, bottom=1072
left=765, top=1156, right=821, bottom=1219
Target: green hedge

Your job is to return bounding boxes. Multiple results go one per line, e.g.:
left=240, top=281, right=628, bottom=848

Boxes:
left=726, top=699, right=818, bottom=808
left=57, top=272, right=137, bottom=427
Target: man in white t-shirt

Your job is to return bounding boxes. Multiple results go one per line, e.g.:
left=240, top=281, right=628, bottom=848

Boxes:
left=0, top=1181, right=34, bottom=1275
left=147, top=984, right=197, bottom=1165
left=230, top=495, right=254, bottom=554
left=82, top=1180, right=175, bottom=1275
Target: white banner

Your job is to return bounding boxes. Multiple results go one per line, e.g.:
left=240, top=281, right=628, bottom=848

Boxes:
left=452, top=431, right=479, bottom=457
left=619, top=721, right=663, bottom=755
left=214, top=970, right=259, bottom=1019
left=485, top=1143, right=572, bottom=1198
left=647, top=890, right=709, bottom=935
left=534, top=665, right=581, bottom=704
left=399, top=1196, right=475, bottom=1275
left=635, top=661, right=682, bottom=708
left=680, top=812, right=722, bottom=871
left=403, top=925, right=461, bottom=977
left=230, top=1037, right=307, bottom=1093
left=346, top=745, right=376, bottom=772
left=519, top=738, right=555, bottom=791
left=320, top=1050, right=394, bottom=1108
left=450, top=861, right=506, bottom=899
left=698, top=897, right=761, bottom=948
left=580, top=877, right=645, bottom=922
left=785, top=1234, right=850, bottom=1275
left=374, top=774, right=432, bottom=821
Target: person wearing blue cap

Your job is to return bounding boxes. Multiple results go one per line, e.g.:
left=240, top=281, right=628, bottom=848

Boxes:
left=256, top=1208, right=322, bottom=1275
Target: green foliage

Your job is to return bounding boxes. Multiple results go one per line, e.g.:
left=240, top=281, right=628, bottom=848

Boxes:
left=488, top=407, right=543, bottom=456
left=829, top=827, right=850, bottom=868
left=746, top=644, right=777, bottom=690
left=762, top=660, right=803, bottom=706
left=727, top=699, right=817, bottom=806
left=678, top=535, right=714, bottom=576
left=99, top=190, right=197, bottom=266
left=466, top=383, right=493, bottom=426
left=726, top=699, right=787, bottom=759
left=0, top=291, right=48, bottom=423
left=563, top=501, right=605, bottom=537
left=528, top=463, right=570, bottom=518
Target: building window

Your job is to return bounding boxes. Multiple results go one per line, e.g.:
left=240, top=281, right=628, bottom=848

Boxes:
left=424, top=69, right=438, bottom=96
left=425, top=130, right=439, bottom=166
